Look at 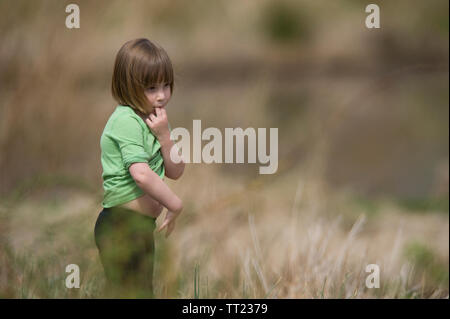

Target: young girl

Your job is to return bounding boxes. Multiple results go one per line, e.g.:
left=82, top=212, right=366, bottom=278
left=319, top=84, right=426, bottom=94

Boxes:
left=94, top=38, right=185, bottom=298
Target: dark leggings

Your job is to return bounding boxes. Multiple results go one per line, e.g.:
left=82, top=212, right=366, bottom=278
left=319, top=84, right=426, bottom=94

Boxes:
left=94, top=206, right=156, bottom=298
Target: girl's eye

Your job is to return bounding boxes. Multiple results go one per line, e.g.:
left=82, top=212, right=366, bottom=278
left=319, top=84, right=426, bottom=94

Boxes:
left=148, top=87, right=156, bottom=91
left=164, top=83, right=170, bottom=87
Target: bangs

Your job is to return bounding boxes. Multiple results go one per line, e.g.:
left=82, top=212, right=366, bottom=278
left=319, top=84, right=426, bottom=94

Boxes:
left=140, top=48, right=174, bottom=89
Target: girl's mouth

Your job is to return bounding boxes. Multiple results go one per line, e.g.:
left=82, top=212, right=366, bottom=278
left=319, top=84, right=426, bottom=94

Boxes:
left=151, top=106, right=164, bottom=115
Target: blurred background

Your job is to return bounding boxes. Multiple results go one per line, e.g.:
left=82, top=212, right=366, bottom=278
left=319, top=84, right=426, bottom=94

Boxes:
left=0, top=0, right=448, bottom=298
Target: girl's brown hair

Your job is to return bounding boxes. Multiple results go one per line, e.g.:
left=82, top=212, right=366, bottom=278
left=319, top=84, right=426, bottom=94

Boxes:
left=111, top=38, right=174, bottom=116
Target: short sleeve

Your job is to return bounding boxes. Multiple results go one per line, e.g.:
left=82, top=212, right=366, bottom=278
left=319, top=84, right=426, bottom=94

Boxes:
left=111, top=115, right=150, bottom=171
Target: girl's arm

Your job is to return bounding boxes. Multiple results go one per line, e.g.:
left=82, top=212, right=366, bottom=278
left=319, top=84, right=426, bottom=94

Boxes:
left=129, top=162, right=183, bottom=213
left=145, top=108, right=185, bottom=180
left=158, top=134, right=185, bottom=180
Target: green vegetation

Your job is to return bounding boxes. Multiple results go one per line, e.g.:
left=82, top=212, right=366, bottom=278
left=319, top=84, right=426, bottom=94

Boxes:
left=396, top=197, right=449, bottom=214
left=260, top=1, right=311, bottom=44
left=404, top=241, right=449, bottom=289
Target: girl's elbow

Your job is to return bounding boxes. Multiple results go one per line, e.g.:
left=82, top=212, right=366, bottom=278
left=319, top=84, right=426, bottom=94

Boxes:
left=167, top=166, right=184, bottom=180
left=177, top=163, right=185, bottom=179
left=167, top=171, right=182, bottom=180
left=178, top=163, right=185, bottom=178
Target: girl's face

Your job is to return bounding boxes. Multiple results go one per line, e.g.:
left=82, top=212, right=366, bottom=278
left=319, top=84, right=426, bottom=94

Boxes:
left=144, top=82, right=172, bottom=115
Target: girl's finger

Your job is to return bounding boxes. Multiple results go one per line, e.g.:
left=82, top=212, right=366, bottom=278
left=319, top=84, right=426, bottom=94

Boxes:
left=155, top=107, right=161, bottom=117
left=146, top=118, right=154, bottom=127
left=157, top=220, right=168, bottom=232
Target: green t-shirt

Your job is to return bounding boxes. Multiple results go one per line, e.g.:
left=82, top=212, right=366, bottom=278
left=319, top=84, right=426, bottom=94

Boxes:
left=100, top=105, right=168, bottom=208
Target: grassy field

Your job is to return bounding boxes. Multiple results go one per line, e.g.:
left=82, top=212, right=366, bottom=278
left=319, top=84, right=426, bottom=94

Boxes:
left=0, top=163, right=448, bottom=298
left=0, top=0, right=448, bottom=298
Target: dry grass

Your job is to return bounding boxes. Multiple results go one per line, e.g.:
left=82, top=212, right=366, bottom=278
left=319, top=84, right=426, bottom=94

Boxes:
left=0, top=0, right=448, bottom=299
left=0, top=163, right=448, bottom=298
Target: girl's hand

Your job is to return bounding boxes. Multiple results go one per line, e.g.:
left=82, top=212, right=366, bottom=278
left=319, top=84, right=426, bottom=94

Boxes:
left=157, top=210, right=181, bottom=238
left=145, top=107, right=170, bottom=141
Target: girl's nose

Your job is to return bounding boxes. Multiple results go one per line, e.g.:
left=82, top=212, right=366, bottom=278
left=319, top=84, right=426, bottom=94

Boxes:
left=156, top=91, right=165, bottom=101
